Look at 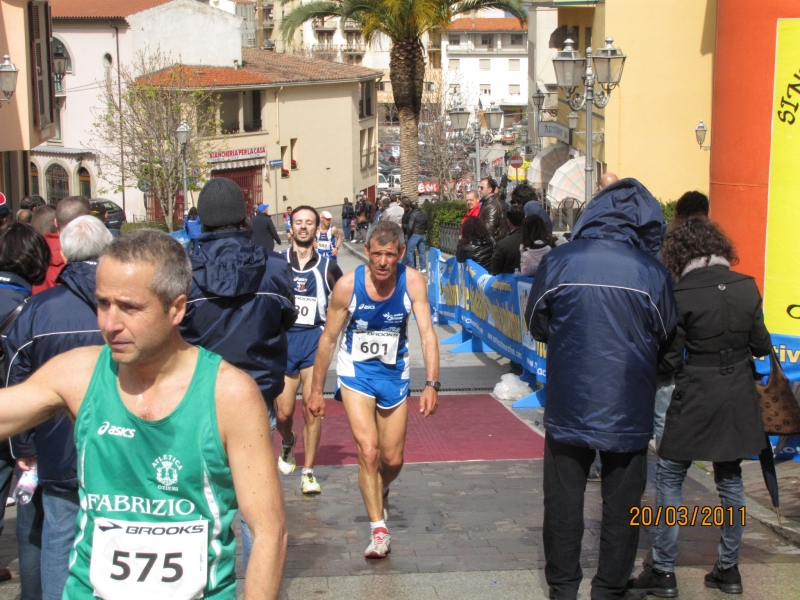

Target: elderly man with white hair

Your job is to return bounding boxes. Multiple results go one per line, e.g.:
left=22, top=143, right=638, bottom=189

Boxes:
left=1, top=214, right=113, bottom=600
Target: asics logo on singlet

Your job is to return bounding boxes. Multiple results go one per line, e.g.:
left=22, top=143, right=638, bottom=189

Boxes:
left=97, top=422, right=136, bottom=438
left=358, top=303, right=375, bottom=310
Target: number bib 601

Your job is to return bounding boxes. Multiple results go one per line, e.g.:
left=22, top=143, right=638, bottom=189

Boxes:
left=89, top=517, right=208, bottom=600
left=352, top=331, right=400, bottom=365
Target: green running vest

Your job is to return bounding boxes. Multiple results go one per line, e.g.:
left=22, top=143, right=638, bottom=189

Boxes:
left=64, top=346, right=237, bottom=600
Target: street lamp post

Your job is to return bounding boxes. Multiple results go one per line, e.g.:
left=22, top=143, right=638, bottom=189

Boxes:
left=531, top=90, right=545, bottom=153
left=448, top=104, right=503, bottom=188
left=0, top=56, right=19, bottom=106
left=175, top=121, right=191, bottom=210
left=553, top=37, right=626, bottom=203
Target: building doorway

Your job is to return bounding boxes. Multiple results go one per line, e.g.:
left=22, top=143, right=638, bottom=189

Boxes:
left=211, top=166, right=263, bottom=216
left=78, top=167, right=91, bottom=198
left=45, top=164, right=69, bottom=204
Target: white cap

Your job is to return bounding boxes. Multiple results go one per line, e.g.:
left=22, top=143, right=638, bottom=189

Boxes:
left=320, top=210, right=332, bottom=219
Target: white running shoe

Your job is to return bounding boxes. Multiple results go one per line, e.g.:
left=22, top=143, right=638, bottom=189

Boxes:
left=301, top=473, right=321, bottom=494
left=364, top=527, right=391, bottom=559
left=277, top=432, right=297, bottom=475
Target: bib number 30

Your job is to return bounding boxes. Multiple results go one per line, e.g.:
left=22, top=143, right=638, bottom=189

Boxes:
left=90, top=518, right=207, bottom=600
left=294, top=295, right=318, bottom=327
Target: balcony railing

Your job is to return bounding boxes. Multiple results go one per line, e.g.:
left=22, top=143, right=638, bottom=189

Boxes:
left=446, top=44, right=527, bottom=55
left=264, top=19, right=274, bottom=28
left=343, top=19, right=361, bottom=30
left=342, top=44, right=365, bottom=54
left=428, top=40, right=442, bottom=50
left=312, top=44, right=338, bottom=53
left=312, top=18, right=336, bottom=30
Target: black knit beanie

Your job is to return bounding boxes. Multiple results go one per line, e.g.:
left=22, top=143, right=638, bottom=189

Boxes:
left=197, top=178, right=247, bottom=227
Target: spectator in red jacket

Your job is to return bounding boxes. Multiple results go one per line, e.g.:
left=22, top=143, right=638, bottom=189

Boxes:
left=31, top=197, right=90, bottom=294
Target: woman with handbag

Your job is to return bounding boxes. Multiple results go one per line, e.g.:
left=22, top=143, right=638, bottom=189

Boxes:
left=630, top=217, right=772, bottom=597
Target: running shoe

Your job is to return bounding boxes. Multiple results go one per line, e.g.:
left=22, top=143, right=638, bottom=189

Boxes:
left=382, top=486, right=390, bottom=521
left=364, top=527, right=391, bottom=558
left=277, top=432, right=297, bottom=475
left=301, top=473, right=321, bottom=494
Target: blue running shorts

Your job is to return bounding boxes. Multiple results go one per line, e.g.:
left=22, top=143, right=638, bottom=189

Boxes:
left=335, top=376, right=409, bottom=409
left=286, top=327, right=323, bottom=375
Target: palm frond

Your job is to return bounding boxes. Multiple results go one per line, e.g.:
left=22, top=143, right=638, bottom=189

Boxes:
left=450, top=0, right=527, bottom=27
left=279, top=1, right=344, bottom=40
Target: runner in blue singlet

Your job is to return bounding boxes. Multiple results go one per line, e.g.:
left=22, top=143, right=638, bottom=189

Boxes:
left=305, top=221, right=440, bottom=560
left=315, top=211, right=343, bottom=262
left=275, top=206, right=343, bottom=495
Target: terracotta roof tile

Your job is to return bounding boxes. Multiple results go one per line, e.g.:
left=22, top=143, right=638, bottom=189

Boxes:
left=51, top=0, right=173, bottom=19
left=139, top=50, right=383, bottom=88
left=448, top=17, right=527, bottom=32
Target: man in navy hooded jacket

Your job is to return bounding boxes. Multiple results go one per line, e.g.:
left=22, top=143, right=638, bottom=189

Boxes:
left=178, top=178, right=296, bottom=571
left=525, top=179, right=677, bottom=600
left=3, top=215, right=112, bottom=600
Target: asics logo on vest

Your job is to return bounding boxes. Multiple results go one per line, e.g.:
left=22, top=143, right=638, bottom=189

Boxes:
left=97, top=422, right=136, bottom=438
left=358, top=304, right=375, bottom=310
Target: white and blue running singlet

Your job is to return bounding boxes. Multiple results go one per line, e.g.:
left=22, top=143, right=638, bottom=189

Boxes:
left=337, top=264, right=411, bottom=380
left=316, top=229, right=337, bottom=261
left=282, top=249, right=332, bottom=331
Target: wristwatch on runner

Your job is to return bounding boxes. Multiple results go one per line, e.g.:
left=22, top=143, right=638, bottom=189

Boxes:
left=425, top=381, right=441, bottom=391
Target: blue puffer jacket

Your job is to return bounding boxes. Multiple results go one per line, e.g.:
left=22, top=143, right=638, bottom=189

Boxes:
left=184, top=215, right=202, bottom=240
left=525, top=179, right=677, bottom=452
left=3, top=261, right=104, bottom=493
left=180, top=230, right=296, bottom=404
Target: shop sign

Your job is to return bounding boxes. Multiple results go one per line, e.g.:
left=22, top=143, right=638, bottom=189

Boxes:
left=209, top=147, right=267, bottom=163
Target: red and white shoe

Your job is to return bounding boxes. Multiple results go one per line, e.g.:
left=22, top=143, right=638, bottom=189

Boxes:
left=364, top=527, right=391, bottom=559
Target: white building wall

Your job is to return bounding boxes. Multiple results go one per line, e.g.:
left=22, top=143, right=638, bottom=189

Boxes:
left=33, top=21, right=136, bottom=214
left=527, top=6, right=559, bottom=145
left=127, top=0, right=242, bottom=68
left=442, top=31, right=528, bottom=128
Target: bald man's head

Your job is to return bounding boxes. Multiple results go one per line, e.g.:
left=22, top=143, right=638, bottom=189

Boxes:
left=599, top=173, right=619, bottom=190
left=55, top=196, right=91, bottom=231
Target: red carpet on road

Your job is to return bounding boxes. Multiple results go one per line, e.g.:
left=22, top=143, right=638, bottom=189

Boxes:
left=273, top=394, right=544, bottom=465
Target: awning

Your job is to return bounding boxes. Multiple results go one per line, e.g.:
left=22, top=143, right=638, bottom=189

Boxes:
left=527, top=143, right=570, bottom=189
left=31, top=146, right=96, bottom=157
left=210, top=158, right=265, bottom=171
left=547, top=157, right=585, bottom=207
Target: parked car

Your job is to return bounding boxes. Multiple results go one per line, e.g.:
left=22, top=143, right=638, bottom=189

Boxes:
left=502, top=129, right=516, bottom=145
left=90, top=199, right=126, bottom=229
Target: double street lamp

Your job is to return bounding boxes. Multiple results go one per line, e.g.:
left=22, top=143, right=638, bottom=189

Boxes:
left=0, top=55, right=19, bottom=106
left=552, top=37, right=626, bottom=203
left=175, top=121, right=191, bottom=208
left=448, top=103, right=503, bottom=186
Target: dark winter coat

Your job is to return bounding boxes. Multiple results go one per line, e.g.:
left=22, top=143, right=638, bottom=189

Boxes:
left=3, top=261, right=104, bottom=493
left=525, top=178, right=677, bottom=452
left=251, top=212, right=282, bottom=252
left=479, top=195, right=508, bottom=242
left=180, top=230, right=297, bottom=403
left=456, top=238, right=495, bottom=271
left=658, top=265, right=772, bottom=462
left=407, top=208, right=428, bottom=236
left=489, top=227, right=522, bottom=275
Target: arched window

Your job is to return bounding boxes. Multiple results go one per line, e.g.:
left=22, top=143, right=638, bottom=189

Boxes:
left=52, top=37, right=72, bottom=72
left=45, top=164, right=70, bottom=204
left=78, top=167, right=91, bottom=198
left=30, top=163, right=39, bottom=196
left=103, top=53, right=113, bottom=84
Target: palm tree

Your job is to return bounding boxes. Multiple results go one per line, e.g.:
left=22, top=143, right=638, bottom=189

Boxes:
left=280, top=0, right=527, bottom=201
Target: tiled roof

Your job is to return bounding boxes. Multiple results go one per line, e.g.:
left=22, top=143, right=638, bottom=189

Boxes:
left=51, top=0, right=173, bottom=19
left=448, top=17, right=528, bottom=32
left=139, top=50, right=383, bottom=88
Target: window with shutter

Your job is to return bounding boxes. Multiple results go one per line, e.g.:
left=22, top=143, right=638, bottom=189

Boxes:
left=28, top=1, right=54, bottom=130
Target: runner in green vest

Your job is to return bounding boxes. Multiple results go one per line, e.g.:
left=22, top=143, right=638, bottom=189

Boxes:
left=0, top=230, right=287, bottom=599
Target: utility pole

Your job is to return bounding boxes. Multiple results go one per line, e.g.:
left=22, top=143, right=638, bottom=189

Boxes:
left=256, top=0, right=264, bottom=47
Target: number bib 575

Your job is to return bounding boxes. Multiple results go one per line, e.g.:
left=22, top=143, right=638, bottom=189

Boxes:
left=352, top=331, right=400, bottom=365
left=89, top=517, right=208, bottom=600
left=294, top=295, right=318, bottom=326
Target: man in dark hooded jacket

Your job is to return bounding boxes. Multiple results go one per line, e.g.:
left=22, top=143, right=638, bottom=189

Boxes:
left=525, top=178, right=677, bottom=600
left=178, top=178, right=296, bottom=572
left=3, top=215, right=112, bottom=600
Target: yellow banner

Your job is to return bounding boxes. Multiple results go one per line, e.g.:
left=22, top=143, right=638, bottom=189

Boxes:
left=765, top=19, right=800, bottom=336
